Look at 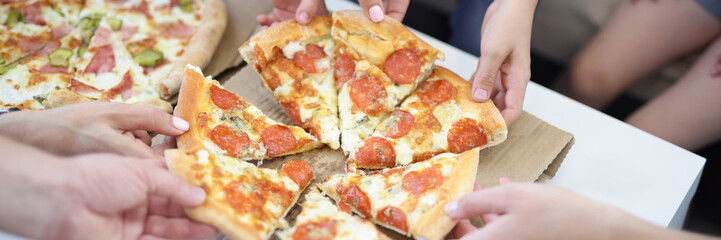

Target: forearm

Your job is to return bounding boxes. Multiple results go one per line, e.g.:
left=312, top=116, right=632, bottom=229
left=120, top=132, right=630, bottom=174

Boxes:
left=605, top=206, right=720, bottom=240
left=0, top=136, right=72, bottom=239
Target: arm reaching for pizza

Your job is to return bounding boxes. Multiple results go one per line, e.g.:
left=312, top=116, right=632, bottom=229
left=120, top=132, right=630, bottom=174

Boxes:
left=257, top=0, right=408, bottom=28
left=444, top=183, right=719, bottom=240
left=0, top=102, right=189, bottom=159
left=0, top=136, right=218, bottom=240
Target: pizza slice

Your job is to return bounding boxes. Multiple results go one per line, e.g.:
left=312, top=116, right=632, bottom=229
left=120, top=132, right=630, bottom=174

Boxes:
left=239, top=16, right=341, bottom=150
left=331, top=10, right=444, bottom=154
left=175, top=64, right=322, bottom=161
left=166, top=149, right=314, bottom=240
left=277, top=189, right=391, bottom=240
left=318, top=150, right=479, bottom=240
left=346, top=67, right=507, bottom=170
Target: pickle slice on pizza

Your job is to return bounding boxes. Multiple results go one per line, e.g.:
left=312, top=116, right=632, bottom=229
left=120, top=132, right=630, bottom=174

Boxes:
left=277, top=189, right=391, bottom=240
left=319, top=150, right=479, bottom=240
left=347, top=67, right=507, bottom=170
left=239, top=16, right=341, bottom=150
left=175, top=65, right=322, bottom=161
left=331, top=10, right=445, bottom=154
left=166, top=149, right=314, bottom=240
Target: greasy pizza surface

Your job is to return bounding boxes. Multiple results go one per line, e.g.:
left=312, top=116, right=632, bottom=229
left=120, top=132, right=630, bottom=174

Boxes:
left=0, top=0, right=226, bottom=111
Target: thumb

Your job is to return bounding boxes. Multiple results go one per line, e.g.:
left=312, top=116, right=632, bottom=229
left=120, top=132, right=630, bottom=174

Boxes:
left=359, top=0, right=385, bottom=22
left=295, top=0, right=322, bottom=24
left=471, top=52, right=504, bottom=102
left=139, top=163, right=207, bottom=208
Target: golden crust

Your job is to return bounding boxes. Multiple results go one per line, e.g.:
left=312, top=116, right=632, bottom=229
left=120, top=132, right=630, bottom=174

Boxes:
left=174, top=65, right=210, bottom=151
left=412, top=149, right=479, bottom=240
left=165, top=149, right=264, bottom=240
left=160, top=0, right=228, bottom=98
left=432, top=66, right=508, bottom=146
left=239, top=16, right=332, bottom=72
left=331, top=10, right=445, bottom=67
left=43, top=89, right=173, bottom=112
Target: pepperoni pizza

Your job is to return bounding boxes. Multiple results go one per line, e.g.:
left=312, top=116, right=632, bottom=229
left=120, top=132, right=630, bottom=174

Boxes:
left=319, top=150, right=479, bottom=240
left=347, top=67, right=507, bottom=170
left=165, top=149, right=314, bottom=240
left=332, top=10, right=445, bottom=154
left=239, top=16, right=341, bottom=150
left=277, top=189, right=391, bottom=240
left=0, top=0, right=226, bottom=111
left=175, top=65, right=323, bottom=161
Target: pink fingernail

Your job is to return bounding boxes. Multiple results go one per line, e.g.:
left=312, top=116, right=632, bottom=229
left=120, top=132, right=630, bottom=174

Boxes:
left=192, top=187, right=207, bottom=202
left=108, top=99, right=119, bottom=103
left=172, top=117, right=189, bottom=131
left=369, top=5, right=384, bottom=22
left=473, top=88, right=488, bottom=101
left=444, top=201, right=458, bottom=216
left=499, top=177, right=511, bottom=185
left=298, top=12, right=310, bottom=24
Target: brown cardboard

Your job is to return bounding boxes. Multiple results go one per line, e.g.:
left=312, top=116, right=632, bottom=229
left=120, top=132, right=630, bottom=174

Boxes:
left=202, top=0, right=273, bottom=76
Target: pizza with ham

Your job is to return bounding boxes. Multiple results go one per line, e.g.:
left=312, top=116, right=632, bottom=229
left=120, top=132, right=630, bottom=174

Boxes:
left=0, top=0, right=226, bottom=111
left=175, top=65, right=323, bottom=161
left=319, top=150, right=479, bottom=240
left=346, top=66, right=507, bottom=170
left=331, top=10, right=445, bottom=154
left=239, top=16, right=341, bottom=150
left=277, top=189, right=391, bottom=240
left=166, top=149, right=314, bottom=240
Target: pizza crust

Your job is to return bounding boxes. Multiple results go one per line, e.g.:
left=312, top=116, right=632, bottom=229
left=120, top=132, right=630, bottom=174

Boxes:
left=174, top=65, right=212, bottom=151
left=160, top=0, right=228, bottom=98
left=43, top=89, right=173, bottom=112
left=239, top=16, right=332, bottom=72
left=433, top=66, right=508, bottom=147
left=411, top=149, right=479, bottom=240
left=165, top=149, right=266, bottom=240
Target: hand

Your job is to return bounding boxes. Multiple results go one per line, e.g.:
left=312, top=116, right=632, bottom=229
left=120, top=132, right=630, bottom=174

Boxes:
left=470, top=0, right=538, bottom=126
left=444, top=183, right=680, bottom=240
left=257, top=0, right=329, bottom=28
left=0, top=137, right=217, bottom=240
left=357, top=0, right=410, bottom=22
left=712, top=54, right=721, bottom=77
left=0, top=102, right=189, bottom=159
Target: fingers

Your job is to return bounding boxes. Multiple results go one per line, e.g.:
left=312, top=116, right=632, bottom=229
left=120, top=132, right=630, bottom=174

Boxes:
left=148, top=196, right=188, bottom=218
left=143, top=215, right=219, bottom=239
left=359, top=0, right=385, bottom=22
left=106, top=133, right=159, bottom=159
left=152, top=136, right=176, bottom=158
left=385, top=0, right=410, bottom=22
left=131, top=130, right=152, bottom=146
left=471, top=54, right=504, bottom=103
left=295, top=0, right=322, bottom=24
left=452, top=220, right=477, bottom=238
left=444, top=186, right=516, bottom=220
left=500, top=71, right=529, bottom=126
left=104, top=103, right=188, bottom=136
left=137, top=164, right=207, bottom=208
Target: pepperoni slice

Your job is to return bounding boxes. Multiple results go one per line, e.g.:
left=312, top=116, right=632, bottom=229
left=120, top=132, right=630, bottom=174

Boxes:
left=417, top=79, right=455, bottom=107
left=402, top=166, right=443, bottom=195
left=354, top=137, right=395, bottom=168
left=413, top=151, right=441, bottom=163
left=447, top=118, right=487, bottom=153
left=209, top=125, right=251, bottom=157
left=261, top=124, right=298, bottom=158
left=280, top=100, right=303, bottom=126
left=349, top=76, right=387, bottom=116
left=334, top=54, right=355, bottom=89
left=280, top=160, right=314, bottom=188
left=379, top=110, right=414, bottom=139
left=376, top=206, right=408, bottom=233
left=293, top=44, right=327, bottom=73
left=225, top=177, right=294, bottom=221
left=85, top=45, right=115, bottom=74
left=383, top=48, right=421, bottom=84
left=291, top=219, right=337, bottom=240
left=415, top=113, right=442, bottom=132
left=337, top=184, right=371, bottom=217
left=210, top=85, right=243, bottom=110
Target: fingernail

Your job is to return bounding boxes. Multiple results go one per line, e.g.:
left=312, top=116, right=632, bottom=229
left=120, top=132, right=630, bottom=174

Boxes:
left=444, top=201, right=458, bottom=216
left=473, top=88, right=488, bottom=101
left=369, top=5, right=384, bottom=22
left=499, top=177, right=511, bottom=185
left=172, top=117, right=189, bottom=131
left=192, top=187, right=207, bottom=202
left=298, top=12, right=310, bottom=24
left=108, top=99, right=119, bottom=103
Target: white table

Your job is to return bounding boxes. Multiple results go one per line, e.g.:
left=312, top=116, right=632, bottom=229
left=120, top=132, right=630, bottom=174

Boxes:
left=328, top=0, right=705, bottom=229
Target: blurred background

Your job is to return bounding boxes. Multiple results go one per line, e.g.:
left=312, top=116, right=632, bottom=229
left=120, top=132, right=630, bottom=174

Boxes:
left=396, top=0, right=721, bottom=236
